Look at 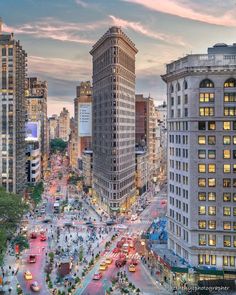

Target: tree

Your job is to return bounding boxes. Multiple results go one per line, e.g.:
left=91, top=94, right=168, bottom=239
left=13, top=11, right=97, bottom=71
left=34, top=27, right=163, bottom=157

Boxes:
left=50, top=138, right=67, bottom=153
left=12, top=235, right=29, bottom=252
left=0, top=187, right=28, bottom=265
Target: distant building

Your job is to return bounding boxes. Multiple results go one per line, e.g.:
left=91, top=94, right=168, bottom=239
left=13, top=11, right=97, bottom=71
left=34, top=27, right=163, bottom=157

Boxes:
left=25, top=77, right=48, bottom=176
left=135, top=149, right=148, bottom=196
left=26, top=140, right=41, bottom=183
left=82, top=150, right=93, bottom=188
left=48, top=115, right=58, bottom=140
left=58, top=108, right=70, bottom=141
left=68, top=118, right=78, bottom=170
left=162, top=43, right=236, bottom=276
left=135, top=94, right=157, bottom=180
left=0, top=22, right=27, bottom=193
left=74, top=81, right=92, bottom=160
left=90, top=27, right=138, bottom=214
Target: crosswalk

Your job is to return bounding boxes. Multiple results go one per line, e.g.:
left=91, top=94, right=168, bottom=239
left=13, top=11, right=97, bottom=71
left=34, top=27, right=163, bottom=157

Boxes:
left=106, top=252, right=140, bottom=260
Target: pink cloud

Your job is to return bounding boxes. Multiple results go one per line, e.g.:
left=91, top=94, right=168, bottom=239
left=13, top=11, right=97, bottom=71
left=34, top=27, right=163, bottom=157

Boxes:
left=123, top=0, right=236, bottom=27
left=109, top=15, right=187, bottom=46
left=75, top=0, right=88, bottom=7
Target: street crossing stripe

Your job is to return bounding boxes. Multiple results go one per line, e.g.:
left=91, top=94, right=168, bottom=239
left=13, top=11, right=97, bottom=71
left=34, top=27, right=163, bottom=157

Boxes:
left=107, top=253, right=140, bottom=259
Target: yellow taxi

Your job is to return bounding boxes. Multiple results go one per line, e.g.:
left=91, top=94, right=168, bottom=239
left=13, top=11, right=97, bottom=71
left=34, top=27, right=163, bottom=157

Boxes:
left=24, top=271, right=33, bottom=280
left=99, top=261, right=108, bottom=271
left=105, top=257, right=113, bottom=265
left=128, top=264, right=136, bottom=272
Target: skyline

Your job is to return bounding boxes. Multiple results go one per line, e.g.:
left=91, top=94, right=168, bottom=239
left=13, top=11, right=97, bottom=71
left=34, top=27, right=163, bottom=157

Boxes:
left=1, top=0, right=236, bottom=115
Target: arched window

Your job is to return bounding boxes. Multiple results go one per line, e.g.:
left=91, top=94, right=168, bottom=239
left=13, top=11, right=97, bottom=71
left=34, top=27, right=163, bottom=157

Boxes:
left=170, top=84, right=174, bottom=93
left=224, top=78, right=236, bottom=88
left=177, top=82, right=181, bottom=91
left=200, top=79, right=214, bottom=88
left=183, top=80, right=188, bottom=90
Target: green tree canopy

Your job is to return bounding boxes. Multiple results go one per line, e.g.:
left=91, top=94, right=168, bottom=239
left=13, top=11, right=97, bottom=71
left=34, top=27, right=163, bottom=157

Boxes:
left=50, top=138, right=67, bottom=153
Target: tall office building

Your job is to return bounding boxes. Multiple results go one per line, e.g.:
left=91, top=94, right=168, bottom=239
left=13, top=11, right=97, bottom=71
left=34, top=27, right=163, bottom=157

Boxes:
left=0, top=22, right=27, bottom=193
left=74, top=81, right=92, bottom=160
left=25, top=77, right=48, bottom=176
left=90, top=27, right=138, bottom=214
left=48, top=114, right=58, bottom=140
left=58, top=107, right=70, bottom=142
left=162, top=43, right=236, bottom=275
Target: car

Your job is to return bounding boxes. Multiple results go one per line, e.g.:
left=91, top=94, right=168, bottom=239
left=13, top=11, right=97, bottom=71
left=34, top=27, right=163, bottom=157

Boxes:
left=99, top=261, right=108, bottom=271
left=24, top=271, right=33, bottom=280
left=42, top=217, right=52, bottom=223
left=28, top=255, right=36, bottom=263
left=115, top=259, right=126, bottom=268
left=30, top=232, right=37, bottom=239
left=93, top=272, right=102, bottom=280
left=105, top=257, right=113, bottom=265
left=112, top=248, right=120, bottom=254
left=30, top=281, right=40, bottom=292
left=85, top=221, right=93, bottom=225
left=106, top=220, right=116, bottom=226
left=129, top=264, right=136, bottom=272
left=40, top=233, right=47, bottom=241
left=130, top=258, right=138, bottom=266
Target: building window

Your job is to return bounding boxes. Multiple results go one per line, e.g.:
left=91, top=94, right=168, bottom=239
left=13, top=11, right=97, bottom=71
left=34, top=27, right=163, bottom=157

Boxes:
left=224, top=235, right=231, bottom=247
left=198, top=178, right=206, bottom=187
left=198, top=192, right=206, bottom=201
left=199, top=234, right=207, bottom=245
left=224, top=92, right=236, bottom=102
left=198, top=164, right=206, bottom=173
left=208, top=220, right=216, bottom=229
left=223, top=207, right=231, bottom=216
left=223, top=136, right=231, bottom=145
left=208, top=164, right=215, bottom=173
left=177, top=82, right=181, bottom=91
left=198, top=150, right=206, bottom=159
left=208, top=136, right=216, bottom=145
left=224, top=107, right=236, bottom=116
left=198, top=220, right=206, bottom=229
left=199, top=206, right=206, bottom=215
left=208, top=206, right=216, bottom=215
left=199, top=93, right=214, bottom=102
left=223, top=193, right=231, bottom=202
left=224, top=78, right=236, bottom=88
left=198, top=122, right=206, bottom=130
left=208, top=234, right=216, bottom=246
left=208, top=192, right=216, bottom=201
left=208, top=178, right=216, bottom=187
left=223, top=222, right=231, bottom=230
left=223, top=179, right=231, bottom=187
left=208, top=150, right=216, bottom=159
left=208, top=121, right=216, bottom=130
left=184, top=80, right=188, bottom=90
left=224, top=164, right=231, bottom=173
left=223, top=150, right=231, bottom=159
left=198, top=136, right=206, bottom=144
left=200, top=79, right=214, bottom=88
left=223, top=121, right=231, bottom=130
left=199, top=107, right=214, bottom=116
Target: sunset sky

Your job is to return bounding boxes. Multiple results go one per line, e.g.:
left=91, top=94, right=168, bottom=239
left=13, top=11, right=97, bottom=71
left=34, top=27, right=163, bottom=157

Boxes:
left=1, top=0, right=236, bottom=115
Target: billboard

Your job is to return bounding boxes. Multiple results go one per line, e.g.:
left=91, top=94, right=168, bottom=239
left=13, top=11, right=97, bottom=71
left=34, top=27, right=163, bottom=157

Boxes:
left=25, top=122, right=40, bottom=141
left=78, top=103, right=92, bottom=137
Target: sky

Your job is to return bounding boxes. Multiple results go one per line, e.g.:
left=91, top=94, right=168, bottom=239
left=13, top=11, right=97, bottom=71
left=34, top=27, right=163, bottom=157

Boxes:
left=1, top=0, right=236, bottom=115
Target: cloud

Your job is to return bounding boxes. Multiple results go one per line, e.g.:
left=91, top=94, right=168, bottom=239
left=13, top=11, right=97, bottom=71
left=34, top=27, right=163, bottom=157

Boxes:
left=109, top=15, right=187, bottom=46
left=122, top=0, right=236, bottom=27
left=2, top=18, right=107, bottom=44
left=28, top=55, right=91, bottom=81
left=75, top=0, right=88, bottom=7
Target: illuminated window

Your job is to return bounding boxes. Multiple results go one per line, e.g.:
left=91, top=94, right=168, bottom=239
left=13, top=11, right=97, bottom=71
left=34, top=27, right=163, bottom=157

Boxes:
left=224, top=107, right=236, bottom=116
left=208, top=206, right=216, bottom=215
left=224, top=164, right=231, bottom=173
left=200, top=79, right=214, bottom=88
left=224, top=235, right=231, bottom=247
left=208, top=234, right=216, bottom=246
left=223, top=136, right=231, bottom=145
left=234, top=222, right=236, bottom=231
left=234, top=136, right=236, bottom=145
left=198, top=178, right=206, bottom=187
left=223, top=222, right=231, bottom=230
left=198, top=220, right=206, bottom=229
left=208, top=150, right=216, bottom=159
left=198, top=164, right=206, bottom=173
left=208, top=220, right=216, bottom=229
left=223, top=207, right=231, bottom=216
left=223, top=121, right=231, bottom=130
left=208, top=164, right=215, bottom=173
left=198, top=136, right=206, bottom=145
left=199, top=107, right=214, bottom=116
left=224, top=78, right=236, bottom=88
left=211, top=255, right=216, bottom=265
left=198, top=192, right=206, bottom=201
left=234, top=237, right=236, bottom=247
left=208, top=121, right=216, bottom=130
left=208, top=192, right=216, bottom=201
left=233, top=194, right=236, bottom=202
left=208, top=136, right=216, bottom=145
left=224, top=92, right=236, bottom=102
left=208, top=178, right=216, bottom=187
left=223, top=193, right=231, bottom=202
left=198, top=255, right=204, bottom=265
left=198, top=150, right=206, bottom=159
left=199, top=234, right=206, bottom=245
left=233, top=164, right=236, bottom=173
left=234, top=208, right=236, bottom=216
left=230, top=256, right=235, bottom=266
left=199, top=206, right=206, bottom=215
left=223, top=256, right=228, bottom=266
left=199, top=93, right=215, bottom=102
left=223, top=178, right=231, bottom=187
